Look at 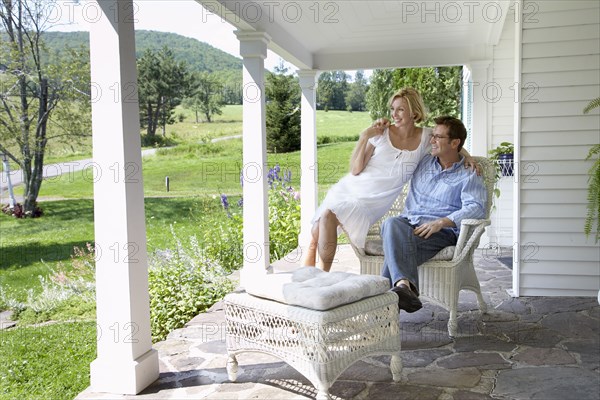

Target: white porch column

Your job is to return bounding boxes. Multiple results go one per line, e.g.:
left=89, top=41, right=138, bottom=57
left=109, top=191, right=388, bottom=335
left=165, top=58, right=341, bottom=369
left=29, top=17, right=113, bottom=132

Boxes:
left=236, top=31, right=271, bottom=286
left=466, top=60, right=492, bottom=156
left=88, top=0, right=158, bottom=394
left=297, top=70, right=319, bottom=247
left=466, top=60, right=493, bottom=250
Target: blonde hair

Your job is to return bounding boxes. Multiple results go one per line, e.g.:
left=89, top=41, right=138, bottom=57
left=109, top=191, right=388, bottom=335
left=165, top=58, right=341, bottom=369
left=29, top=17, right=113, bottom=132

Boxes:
left=388, top=88, right=427, bottom=124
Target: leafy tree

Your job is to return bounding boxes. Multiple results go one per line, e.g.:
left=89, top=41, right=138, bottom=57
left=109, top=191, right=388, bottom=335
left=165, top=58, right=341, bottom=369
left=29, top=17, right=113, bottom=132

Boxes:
left=317, top=70, right=350, bottom=111
left=0, top=0, right=91, bottom=216
left=366, top=69, right=395, bottom=120
left=393, top=66, right=463, bottom=125
left=183, top=72, right=225, bottom=123
left=366, top=67, right=463, bottom=124
left=137, top=47, right=190, bottom=137
left=215, top=69, right=243, bottom=105
left=345, top=70, right=368, bottom=112
left=265, top=66, right=301, bottom=153
left=317, top=72, right=334, bottom=111
left=331, top=70, right=350, bottom=110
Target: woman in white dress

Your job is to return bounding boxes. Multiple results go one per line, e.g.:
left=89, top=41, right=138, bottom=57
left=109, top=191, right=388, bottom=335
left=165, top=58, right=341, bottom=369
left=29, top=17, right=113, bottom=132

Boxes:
left=303, top=88, right=475, bottom=271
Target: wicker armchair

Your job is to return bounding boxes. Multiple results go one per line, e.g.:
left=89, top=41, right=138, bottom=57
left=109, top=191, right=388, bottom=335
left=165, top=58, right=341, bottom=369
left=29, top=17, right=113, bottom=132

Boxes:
left=349, top=156, right=495, bottom=337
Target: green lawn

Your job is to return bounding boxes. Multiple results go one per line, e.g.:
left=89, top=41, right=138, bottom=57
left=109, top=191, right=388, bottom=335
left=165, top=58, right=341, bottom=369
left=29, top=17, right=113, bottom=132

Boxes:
left=13, top=140, right=355, bottom=201
left=38, top=105, right=246, bottom=165
left=0, top=321, right=96, bottom=400
left=317, top=109, right=371, bottom=137
left=37, top=106, right=369, bottom=164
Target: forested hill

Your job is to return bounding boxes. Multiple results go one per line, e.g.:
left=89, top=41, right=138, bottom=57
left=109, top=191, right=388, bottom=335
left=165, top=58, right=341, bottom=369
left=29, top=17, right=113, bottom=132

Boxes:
left=43, top=30, right=242, bottom=73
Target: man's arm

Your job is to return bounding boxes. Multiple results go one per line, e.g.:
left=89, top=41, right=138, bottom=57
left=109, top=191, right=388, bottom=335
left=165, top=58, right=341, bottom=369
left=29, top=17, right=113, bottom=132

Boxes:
left=446, top=172, right=487, bottom=227
left=414, top=171, right=486, bottom=239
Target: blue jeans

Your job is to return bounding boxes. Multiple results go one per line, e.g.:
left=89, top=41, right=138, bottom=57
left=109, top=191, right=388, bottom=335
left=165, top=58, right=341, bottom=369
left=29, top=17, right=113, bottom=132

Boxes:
left=381, top=216, right=457, bottom=295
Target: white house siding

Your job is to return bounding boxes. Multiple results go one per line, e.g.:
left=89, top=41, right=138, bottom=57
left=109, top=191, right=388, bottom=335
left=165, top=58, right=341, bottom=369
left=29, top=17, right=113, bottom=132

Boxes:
left=518, top=0, right=600, bottom=296
left=488, top=6, right=516, bottom=249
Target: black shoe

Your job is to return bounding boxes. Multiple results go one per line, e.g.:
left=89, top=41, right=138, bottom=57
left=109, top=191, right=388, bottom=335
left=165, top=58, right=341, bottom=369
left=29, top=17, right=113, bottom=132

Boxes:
left=391, top=283, right=422, bottom=313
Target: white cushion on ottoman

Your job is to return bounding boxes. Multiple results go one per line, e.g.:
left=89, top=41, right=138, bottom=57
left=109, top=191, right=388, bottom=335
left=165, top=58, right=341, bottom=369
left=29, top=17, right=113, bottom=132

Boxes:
left=245, top=267, right=390, bottom=310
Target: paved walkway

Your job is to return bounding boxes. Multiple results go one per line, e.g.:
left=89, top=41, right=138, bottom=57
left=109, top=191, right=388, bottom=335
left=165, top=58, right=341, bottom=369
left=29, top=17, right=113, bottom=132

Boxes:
left=78, top=246, right=600, bottom=400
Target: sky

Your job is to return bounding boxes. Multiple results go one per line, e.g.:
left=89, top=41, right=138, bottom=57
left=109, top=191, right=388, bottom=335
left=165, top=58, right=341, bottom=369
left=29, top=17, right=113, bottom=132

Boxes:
left=48, top=0, right=298, bottom=72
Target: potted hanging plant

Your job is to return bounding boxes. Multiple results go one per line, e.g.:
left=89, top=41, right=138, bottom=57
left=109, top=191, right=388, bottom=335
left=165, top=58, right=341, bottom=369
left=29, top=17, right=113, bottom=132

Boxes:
left=488, top=142, right=514, bottom=177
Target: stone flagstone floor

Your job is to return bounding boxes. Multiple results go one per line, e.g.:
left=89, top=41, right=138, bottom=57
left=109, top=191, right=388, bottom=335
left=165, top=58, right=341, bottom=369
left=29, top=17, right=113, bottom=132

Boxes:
left=78, top=246, right=600, bottom=400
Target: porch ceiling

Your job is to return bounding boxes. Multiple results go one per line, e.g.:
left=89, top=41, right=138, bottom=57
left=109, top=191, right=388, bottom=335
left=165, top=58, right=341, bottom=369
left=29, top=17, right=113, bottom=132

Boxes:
left=196, top=0, right=511, bottom=70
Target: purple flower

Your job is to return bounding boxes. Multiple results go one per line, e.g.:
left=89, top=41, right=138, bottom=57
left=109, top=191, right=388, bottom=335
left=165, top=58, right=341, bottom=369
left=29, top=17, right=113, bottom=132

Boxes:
left=220, top=194, right=229, bottom=210
left=268, top=164, right=282, bottom=186
left=267, top=167, right=277, bottom=188
left=283, top=169, right=292, bottom=183
left=237, top=198, right=244, bottom=208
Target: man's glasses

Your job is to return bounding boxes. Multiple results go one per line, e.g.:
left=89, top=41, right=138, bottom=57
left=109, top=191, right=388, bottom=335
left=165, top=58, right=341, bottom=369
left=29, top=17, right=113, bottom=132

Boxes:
left=430, top=133, right=450, bottom=141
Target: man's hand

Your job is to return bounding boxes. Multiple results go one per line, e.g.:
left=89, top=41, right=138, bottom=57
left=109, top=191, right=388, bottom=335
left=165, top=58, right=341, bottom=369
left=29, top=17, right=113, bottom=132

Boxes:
left=414, top=218, right=455, bottom=239
left=463, top=155, right=482, bottom=176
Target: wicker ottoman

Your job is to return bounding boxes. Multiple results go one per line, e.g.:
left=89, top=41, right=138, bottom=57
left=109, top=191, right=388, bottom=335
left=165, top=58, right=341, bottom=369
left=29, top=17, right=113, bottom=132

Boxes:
left=224, top=291, right=401, bottom=400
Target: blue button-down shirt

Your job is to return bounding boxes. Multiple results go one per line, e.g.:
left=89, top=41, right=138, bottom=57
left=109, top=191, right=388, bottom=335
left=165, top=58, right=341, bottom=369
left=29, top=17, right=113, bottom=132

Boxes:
left=401, top=154, right=487, bottom=235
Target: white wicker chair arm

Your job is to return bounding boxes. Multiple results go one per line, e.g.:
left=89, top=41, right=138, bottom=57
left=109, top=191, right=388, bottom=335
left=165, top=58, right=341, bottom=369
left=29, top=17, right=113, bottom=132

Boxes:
left=452, top=219, right=491, bottom=260
left=349, top=240, right=367, bottom=257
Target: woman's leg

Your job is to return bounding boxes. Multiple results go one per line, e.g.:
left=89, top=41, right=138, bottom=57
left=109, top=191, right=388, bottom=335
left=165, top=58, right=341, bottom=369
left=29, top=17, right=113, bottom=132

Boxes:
left=301, top=222, right=319, bottom=267
left=318, top=210, right=340, bottom=272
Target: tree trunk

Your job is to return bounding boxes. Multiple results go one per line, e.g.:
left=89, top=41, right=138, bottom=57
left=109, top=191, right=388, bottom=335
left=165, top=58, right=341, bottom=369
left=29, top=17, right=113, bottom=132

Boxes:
left=146, top=103, right=153, bottom=136
left=151, top=100, right=162, bottom=136
left=23, top=78, right=48, bottom=215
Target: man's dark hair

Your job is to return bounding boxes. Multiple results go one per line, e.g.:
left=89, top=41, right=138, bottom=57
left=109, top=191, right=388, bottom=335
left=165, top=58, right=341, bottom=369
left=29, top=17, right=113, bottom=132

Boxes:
left=434, top=116, right=467, bottom=152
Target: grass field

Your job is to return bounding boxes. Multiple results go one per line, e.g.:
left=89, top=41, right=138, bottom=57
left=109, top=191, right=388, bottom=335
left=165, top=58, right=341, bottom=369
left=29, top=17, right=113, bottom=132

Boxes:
left=0, top=321, right=96, bottom=400
left=39, top=105, right=370, bottom=165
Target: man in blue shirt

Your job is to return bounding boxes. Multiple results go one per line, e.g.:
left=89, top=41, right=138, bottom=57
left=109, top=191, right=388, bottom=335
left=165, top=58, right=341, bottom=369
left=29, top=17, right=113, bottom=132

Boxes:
left=381, top=116, right=487, bottom=312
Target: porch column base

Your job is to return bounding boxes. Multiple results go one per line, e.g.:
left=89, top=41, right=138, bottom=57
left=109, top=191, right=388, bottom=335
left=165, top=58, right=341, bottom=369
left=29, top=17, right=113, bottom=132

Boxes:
left=90, top=348, right=159, bottom=395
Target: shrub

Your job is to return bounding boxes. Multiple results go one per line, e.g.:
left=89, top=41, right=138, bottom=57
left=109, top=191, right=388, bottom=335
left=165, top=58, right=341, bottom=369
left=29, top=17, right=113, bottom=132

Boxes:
left=212, top=164, right=301, bottom=269
left=148, top=228, right=235, bottom=342
left=267, top=166, right=301, bottom=260
left=140, top=133, right=175, bottom=148
left=4, top=237, right=236, bottom=342
left=201, top=207, right=243, bottom=274
left=9, top=244, right=96, bottom=323
left=317, top=134, right=359, bottom=145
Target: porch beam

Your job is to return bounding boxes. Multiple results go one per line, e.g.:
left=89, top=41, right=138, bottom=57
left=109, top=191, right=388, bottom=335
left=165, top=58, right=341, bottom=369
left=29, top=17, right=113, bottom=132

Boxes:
left=88, top=0, right=158, bottom=394
left=297, top=70, right=319, bottom=248
left=236, top=31, right=271, bottom=285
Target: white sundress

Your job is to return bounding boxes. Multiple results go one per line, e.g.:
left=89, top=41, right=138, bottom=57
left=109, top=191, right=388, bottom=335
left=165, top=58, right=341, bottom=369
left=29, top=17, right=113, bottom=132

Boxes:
left=312, top=127, right=432, bottom=248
